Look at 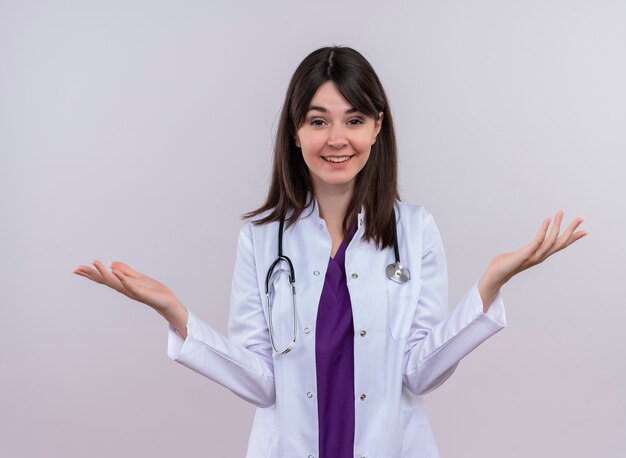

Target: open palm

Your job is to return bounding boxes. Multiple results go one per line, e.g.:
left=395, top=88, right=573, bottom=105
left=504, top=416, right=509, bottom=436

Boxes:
left=73, top=261, right=179, bottom=313
left=488, top=210, right=587, bottom=285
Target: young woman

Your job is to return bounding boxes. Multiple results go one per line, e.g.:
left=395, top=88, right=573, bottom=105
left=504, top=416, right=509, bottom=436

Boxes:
left=73, top=46, right=587, bottom=457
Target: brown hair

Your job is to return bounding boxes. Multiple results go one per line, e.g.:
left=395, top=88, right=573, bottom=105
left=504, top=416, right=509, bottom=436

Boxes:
left=243, top=46, right=400, bottom=249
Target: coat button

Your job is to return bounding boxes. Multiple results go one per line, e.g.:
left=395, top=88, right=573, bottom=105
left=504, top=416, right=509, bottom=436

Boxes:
left=313, top=270, right=320, bottom=276
left=308, top=455, right=315, bottom=458
left=304, top=327, right=310, bottom=335
left=351, top=273, right=358, bottom=279
left=359, top=330, right=367, bottom=337
left=360, top=393, right=367, bottom=401
left=307, top=391, right=313, bottom=398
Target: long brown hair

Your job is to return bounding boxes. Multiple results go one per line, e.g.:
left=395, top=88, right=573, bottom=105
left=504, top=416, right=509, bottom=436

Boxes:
left=243, top=46, right=400, bottom=249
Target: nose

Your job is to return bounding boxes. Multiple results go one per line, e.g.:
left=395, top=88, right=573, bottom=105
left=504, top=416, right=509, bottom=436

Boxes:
left=327, top=124, right=348, bottom=149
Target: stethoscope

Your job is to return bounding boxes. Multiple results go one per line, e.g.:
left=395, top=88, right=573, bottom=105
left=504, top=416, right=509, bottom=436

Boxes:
left=264, top=208, right=411, bottom=356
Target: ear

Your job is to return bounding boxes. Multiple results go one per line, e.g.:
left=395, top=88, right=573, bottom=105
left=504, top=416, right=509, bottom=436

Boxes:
left=372, top=112, right=384, bottom=145
left=294, top=134, right=301, bottom=148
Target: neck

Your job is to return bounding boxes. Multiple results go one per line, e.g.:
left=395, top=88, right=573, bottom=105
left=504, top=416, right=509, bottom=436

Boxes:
left=313, top=182, right=354, bottom=232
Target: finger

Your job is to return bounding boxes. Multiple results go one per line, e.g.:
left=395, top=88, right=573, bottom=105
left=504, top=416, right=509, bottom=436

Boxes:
left=523, top=217, right=551, bottom=256
left=515, top=217, right=550, bottom=271
left=92, top=260, right=126, bottom=291
left=558, top=226, right=588, bottom=251
left=570, top=229, right=588, bottom=242
left=546, top=217, right=586, bottom=256
left=73, top=265, right=105, bottom=284
left=555, top=217, right=583, bottom=246
left=109, top=261, right=140, bottom=278
left=532, top=217, right=551, bottom=247
left=73, top=265, right=90, bottom=276
left=535, top=210, right=564, bottom=259
left=111, top=269, right=140, bottom=300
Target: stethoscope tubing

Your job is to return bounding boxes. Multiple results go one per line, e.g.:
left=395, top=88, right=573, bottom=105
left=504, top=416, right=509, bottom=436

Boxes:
left=265, top=218, right=297, bottom=355
left=265, top=208, right=410, bottom=356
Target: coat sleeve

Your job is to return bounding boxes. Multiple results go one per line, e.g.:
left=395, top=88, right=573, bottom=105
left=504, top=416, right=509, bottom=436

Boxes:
left=166, top=223, right=276, bottom=407
left=402, top=212, right=507, bottom=395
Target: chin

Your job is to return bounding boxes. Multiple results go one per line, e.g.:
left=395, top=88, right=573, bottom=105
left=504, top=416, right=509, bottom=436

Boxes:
left=314, top=175, right=358, bottom=190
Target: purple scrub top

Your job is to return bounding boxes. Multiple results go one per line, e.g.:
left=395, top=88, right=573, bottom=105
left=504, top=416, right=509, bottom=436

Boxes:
left=315, top=220, right=358, bottom=457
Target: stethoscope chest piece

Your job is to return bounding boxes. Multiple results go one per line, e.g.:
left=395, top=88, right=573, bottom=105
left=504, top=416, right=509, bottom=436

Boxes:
left=386, top=262, right=411, bottom=283
left=386, top=208, right=411, bottom=283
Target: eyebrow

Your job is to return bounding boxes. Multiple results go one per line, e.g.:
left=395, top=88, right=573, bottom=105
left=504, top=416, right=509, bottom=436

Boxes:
left=307, top=105, right=359, bottom=114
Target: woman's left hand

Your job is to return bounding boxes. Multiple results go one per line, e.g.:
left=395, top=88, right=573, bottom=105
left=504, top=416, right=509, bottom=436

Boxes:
left=479, top=210, right=587, bottom=309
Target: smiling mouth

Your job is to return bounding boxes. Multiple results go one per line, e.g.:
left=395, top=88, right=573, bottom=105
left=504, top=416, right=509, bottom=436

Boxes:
left=323, top=155, right=353, bottom=163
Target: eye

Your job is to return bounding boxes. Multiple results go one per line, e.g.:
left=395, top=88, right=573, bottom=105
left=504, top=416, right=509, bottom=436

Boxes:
left=310, top=119, right=326, bottom=127
left=347, top=118, right=364, bottom=126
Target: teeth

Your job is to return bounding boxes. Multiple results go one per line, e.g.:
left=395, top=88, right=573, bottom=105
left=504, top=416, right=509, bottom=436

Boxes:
left=324, top=156, right=351, bottom=163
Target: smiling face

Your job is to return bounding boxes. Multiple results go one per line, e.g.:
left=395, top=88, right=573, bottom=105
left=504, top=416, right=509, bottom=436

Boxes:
left=295, top=81, right=383, bottom=195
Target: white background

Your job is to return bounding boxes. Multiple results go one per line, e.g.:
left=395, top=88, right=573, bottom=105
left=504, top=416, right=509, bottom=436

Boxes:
left=1, top=1, right=624, bottom=456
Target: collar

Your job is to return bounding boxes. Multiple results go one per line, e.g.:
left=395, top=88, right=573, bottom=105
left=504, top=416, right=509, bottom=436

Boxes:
left=303, top=191, right=365, bottom=230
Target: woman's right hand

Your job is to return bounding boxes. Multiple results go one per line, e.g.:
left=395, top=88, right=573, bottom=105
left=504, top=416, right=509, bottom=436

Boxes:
left=73, top=260, right=182, bottom=314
